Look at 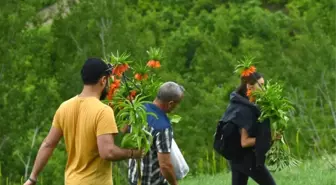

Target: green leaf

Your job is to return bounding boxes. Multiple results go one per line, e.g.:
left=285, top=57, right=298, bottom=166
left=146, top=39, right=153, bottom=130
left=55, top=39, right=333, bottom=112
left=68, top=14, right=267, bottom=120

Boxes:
left=121, top=133, right=138, bottom=148
left=169, top=114, right=182, bottom=124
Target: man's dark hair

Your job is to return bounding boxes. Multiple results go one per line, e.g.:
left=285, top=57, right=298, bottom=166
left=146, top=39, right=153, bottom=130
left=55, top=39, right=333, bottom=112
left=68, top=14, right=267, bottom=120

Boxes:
left=80, top=58, right=112, bottom=85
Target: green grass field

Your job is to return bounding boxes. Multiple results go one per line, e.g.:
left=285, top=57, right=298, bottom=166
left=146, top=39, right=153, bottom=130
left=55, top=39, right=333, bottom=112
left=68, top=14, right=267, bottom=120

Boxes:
left=180, top=157, right=336, bottom=185
left=1, top=156, right=335, bottom=185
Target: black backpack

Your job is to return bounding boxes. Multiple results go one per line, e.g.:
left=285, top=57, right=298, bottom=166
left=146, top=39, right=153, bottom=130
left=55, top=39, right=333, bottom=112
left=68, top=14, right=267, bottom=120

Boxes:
left=213, top=120, right=243, bottom=160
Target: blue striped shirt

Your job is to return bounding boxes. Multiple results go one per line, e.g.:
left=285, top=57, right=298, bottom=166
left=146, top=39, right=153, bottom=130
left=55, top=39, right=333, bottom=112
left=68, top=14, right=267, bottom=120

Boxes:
left=128, top=103, right=173, bottom=185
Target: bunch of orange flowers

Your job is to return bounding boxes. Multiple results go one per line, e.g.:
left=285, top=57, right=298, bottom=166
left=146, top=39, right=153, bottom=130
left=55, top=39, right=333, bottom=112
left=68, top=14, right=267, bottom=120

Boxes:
left=106, top=52, right=162, bottom=102
left=241, top=66, right=256, bottom=77
left=112, top=64, right=129, bottom=77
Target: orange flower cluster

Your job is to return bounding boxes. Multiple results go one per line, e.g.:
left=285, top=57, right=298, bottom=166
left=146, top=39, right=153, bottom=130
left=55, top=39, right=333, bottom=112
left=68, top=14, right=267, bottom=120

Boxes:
left=147, top=60, right=161, bottom=68
left=246, top=89, right=256, bottom=102
left=134, top=73, right=148, bottom=81
left=112, top=64, right=129, bottom=77
left=107, top=59, right=161, bottom=101
left=107, top=79, right=121, bottom=100
left=241, top=66, right=256, bottom=77
left=246, top=89, right=252, bottom=97
left=127, top=90, right=137, bottom=100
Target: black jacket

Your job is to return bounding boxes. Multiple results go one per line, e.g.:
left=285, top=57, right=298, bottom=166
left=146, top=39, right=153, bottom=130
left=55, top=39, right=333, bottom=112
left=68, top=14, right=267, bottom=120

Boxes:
left=222, top=92, right=272, bottom=169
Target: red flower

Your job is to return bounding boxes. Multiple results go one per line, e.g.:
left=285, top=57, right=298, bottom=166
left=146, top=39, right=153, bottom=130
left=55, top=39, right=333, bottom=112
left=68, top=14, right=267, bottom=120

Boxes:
left=130, top=90, right=137, bottom=97
left=112, top=64, right=129, bottom=77
left=135, top=73, right=142, bottom=81
left=107, top=79, right=121, bottom=100
left=142, top=73, right=148, bottom=79
left=114, top=79, right=121, bottom=88
left=120, top=64, right=129, bottom=73
left=241, top=66, right=256, bottom=77
left=147, top=60, right=161, bottom=68
left=127, top=90, right=137, bottom=101
left=246, top=89, right=255, bottom=102
left=135, top=73, right=149, bottom=81
left=154, top=61, right=161, bottom=68
left=249, top=66, right=256, bottom=73
left=246, top=89, right=252, bottom=97
left=147, top=60, right=156, bottom=67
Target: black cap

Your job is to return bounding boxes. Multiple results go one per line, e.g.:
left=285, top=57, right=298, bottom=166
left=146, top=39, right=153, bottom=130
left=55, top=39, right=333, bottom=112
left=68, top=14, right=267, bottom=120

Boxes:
left=81, top=58, right=113, bottom=85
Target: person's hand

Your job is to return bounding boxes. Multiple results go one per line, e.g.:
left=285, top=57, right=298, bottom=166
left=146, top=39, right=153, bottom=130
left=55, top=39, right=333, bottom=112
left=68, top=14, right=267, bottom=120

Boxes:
left=23, top=178, right=37, bottom=185
left=132, top=149, right=146, bottom=159
left=274, top=132, right=282, bottom=140
left=272, top=132, right=282, bottom=142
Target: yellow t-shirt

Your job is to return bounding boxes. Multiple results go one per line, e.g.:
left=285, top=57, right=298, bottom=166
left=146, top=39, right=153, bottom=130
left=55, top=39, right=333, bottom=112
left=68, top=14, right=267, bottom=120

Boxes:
left=52, top=96, right=118, bottom=185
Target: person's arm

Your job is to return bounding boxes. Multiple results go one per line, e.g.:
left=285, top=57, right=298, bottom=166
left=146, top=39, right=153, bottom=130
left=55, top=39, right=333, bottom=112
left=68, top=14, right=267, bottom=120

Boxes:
left=28, top=126, right=63, bottom=182
left=97, top=133, right=142, bottom=161
left=158, top=153, right=178, bottom=185
left=24, top=106, right=64, bottom=185
left=235, top=110, right=256, bottom=148
left=156, top=129, right=178, bottom=185
left=240, top=128, right=256, bottom=148
left=96, top=107, right=143, bottom=161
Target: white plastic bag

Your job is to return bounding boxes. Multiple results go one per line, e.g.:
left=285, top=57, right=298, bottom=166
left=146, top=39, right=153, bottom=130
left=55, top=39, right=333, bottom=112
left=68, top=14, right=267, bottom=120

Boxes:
left=170, top=139, right=189, bottom=180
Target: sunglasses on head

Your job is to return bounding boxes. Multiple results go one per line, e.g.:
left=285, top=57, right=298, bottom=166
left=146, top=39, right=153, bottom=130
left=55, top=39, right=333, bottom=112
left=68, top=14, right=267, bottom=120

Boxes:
left=105, top=64, right=113, bottom=76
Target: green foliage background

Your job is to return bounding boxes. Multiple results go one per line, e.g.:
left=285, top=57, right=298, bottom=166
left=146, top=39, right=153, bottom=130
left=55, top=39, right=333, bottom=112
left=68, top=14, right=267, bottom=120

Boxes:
left=0, top=0, right=335, bottom=184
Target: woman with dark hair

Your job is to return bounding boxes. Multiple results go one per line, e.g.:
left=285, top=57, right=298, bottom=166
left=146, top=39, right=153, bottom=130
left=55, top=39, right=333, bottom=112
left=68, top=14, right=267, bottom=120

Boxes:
left=222, top=72, right=277, bottom=185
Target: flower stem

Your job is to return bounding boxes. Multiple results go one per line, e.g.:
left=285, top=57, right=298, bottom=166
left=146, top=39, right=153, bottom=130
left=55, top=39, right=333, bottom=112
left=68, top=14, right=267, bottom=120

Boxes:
left=123, top=74, right=143, bottom=92
left=137, top=159, right=142, bottom=185
left=122, top=73, right=143, bottom=184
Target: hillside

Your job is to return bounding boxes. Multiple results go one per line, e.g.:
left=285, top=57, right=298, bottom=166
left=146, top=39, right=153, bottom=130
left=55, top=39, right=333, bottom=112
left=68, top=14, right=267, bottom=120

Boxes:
left=0, top=0, right=335, bottom=184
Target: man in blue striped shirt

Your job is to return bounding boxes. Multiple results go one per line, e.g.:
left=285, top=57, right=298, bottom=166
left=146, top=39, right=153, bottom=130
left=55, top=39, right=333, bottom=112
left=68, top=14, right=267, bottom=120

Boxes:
left=128, top=81, right=185, bottom=185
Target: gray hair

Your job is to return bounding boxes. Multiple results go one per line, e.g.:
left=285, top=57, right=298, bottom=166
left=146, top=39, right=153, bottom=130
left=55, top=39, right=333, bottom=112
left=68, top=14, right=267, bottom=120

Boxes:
left=157, top=81, right=185, bottom=102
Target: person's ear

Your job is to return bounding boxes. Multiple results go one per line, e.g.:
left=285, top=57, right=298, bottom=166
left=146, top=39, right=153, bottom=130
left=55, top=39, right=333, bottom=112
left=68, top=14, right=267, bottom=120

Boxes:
left=168, top=101, right=174, bottom=106
left=100, top=76, right=107, bottom=86
left=246, top=83, right=252, bottom=90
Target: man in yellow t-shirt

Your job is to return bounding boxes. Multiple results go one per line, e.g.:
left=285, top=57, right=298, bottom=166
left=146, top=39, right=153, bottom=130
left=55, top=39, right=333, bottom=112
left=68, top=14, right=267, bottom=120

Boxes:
left=23, top=58, right=144, bottom=185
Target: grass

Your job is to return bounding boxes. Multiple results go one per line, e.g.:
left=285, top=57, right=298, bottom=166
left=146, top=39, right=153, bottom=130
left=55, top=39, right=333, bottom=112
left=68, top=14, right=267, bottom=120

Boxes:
left=1, top=155, right=335, bottom=185
left=180, top=156, right=336, bottom=185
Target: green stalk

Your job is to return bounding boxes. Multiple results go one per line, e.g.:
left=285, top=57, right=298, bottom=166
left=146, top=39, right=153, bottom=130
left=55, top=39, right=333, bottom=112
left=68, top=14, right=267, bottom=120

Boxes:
left=137, top=159, right=142, bottom=185
left=212, top=150, right=216, bottom=175
left=123, top=73, right=143, bottom=185
left=205, top=150, right=209, bottom=174
left=0, top=164, right=2, bottom=185
left=123, top=75, right=143, bottom=93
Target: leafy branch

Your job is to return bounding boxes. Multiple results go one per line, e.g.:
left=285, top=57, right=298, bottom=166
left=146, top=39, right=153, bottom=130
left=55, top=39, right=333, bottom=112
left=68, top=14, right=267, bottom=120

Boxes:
left=234, top=56, right=258, bottom=77
left=234, top=56, right=299, bottom=171
left=252, top=80, right=298, bottom=171
left=146, top=47, right=163, bottom=61
left=102, top=47, right=169, bottom=185
left=252, top=80, right=294, bottom=130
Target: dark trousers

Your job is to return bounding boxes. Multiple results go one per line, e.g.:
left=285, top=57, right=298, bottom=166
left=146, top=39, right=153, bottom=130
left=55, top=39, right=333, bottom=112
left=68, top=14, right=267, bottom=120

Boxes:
left=231, top=165, right=276, bottom=185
